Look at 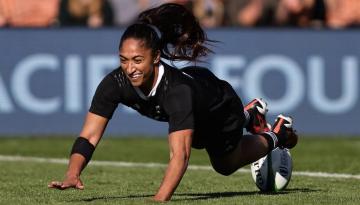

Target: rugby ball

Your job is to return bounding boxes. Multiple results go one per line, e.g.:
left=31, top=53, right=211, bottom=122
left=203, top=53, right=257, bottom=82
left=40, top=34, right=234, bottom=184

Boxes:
left=250, top=148, right=292, bottom=192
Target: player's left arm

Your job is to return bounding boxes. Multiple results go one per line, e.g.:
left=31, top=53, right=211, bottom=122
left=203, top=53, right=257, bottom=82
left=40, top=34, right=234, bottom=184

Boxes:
left=153, top=129, right=193, bottom=202
left=153, top=84, right=194, bottom=202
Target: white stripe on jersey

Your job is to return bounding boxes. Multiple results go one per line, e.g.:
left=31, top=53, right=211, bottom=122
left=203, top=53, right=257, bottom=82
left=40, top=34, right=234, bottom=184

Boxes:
left=182, top=72, right=194, bottom=79
left=134, top=64, right=164, bottom=99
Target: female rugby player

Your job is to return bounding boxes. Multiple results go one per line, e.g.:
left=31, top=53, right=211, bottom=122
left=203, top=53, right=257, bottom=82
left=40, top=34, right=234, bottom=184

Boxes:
left=49, top=3, right=298, bottom=202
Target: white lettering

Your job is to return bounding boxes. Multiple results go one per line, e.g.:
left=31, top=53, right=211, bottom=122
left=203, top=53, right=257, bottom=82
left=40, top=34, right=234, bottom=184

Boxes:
left=0, top=74, right=14, bottom=113
left=1, top=54, right=357, bottom=118
left=212, top=56, right=246, bottom=87
left=308, top=56, right=358, bottom=113
left=243, top=55, right=305, bottom=113
left=11, top=54, right=60, bottom=114
left=64, top=55, right=82, bottom=113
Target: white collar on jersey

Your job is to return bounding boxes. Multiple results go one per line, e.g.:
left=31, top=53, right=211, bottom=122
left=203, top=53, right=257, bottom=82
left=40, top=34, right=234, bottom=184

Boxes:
left=134, top=63, right=164, bottom=100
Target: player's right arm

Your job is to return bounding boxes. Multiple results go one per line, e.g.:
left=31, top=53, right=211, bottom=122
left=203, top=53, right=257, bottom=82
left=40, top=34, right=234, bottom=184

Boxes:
left=48, top=112, right=109, bottom=190
left=49, top=70, right=120, bottom=190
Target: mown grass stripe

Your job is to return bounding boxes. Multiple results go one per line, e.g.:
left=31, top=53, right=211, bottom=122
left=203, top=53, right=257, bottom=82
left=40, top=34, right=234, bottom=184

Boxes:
left=1, top=155, right=359, bottom=180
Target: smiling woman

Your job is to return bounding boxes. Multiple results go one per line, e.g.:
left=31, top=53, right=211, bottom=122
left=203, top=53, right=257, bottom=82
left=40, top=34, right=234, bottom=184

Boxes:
left=119, top=38, right=160, bottom=92
left=48, top=3, right=298, bottom=202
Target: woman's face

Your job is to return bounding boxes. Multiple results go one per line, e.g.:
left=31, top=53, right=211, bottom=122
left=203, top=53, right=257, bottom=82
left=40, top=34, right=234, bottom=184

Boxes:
left=119, top=38, right=160, bottom=88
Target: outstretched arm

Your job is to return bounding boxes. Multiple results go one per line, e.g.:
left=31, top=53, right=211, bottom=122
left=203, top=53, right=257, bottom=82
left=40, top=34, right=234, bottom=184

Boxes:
left=48, top=112, right=109, bottom=190
left=153, top=129, right=193, bottom=202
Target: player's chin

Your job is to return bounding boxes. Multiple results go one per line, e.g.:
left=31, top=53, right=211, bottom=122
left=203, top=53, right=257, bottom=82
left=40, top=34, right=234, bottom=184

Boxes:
left=129, top=78, right=143, bottom=87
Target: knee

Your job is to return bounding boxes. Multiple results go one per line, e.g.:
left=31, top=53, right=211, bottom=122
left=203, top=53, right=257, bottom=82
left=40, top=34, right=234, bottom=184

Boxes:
left=212, top=164, right=237, bottom=176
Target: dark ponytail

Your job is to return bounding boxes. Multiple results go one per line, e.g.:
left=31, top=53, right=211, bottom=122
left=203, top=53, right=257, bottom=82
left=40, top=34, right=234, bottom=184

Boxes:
left=119, top=3, right=214, bottom=62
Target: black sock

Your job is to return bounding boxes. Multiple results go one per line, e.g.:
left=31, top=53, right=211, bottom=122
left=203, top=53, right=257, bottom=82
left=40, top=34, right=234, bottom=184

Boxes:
left=260, top=132, right=278, bottom=152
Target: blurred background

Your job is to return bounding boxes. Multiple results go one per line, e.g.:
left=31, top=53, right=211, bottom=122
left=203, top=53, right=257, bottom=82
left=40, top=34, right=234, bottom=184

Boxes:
left=0, top=0, right=359, bottom=28
left=0, top=0, right=359, bottom=136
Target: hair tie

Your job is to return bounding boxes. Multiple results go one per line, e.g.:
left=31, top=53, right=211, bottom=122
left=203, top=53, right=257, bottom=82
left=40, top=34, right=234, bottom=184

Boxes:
left=147, top=24, right=162, bottom=39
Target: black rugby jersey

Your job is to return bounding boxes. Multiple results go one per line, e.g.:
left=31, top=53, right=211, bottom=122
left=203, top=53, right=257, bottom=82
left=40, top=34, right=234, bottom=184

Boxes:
left=89, top=62, right=245, bottom=149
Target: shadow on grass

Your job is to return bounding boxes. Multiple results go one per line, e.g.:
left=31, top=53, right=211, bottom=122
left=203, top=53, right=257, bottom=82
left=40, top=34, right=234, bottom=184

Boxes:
left=70, top=194, right=153, bottom=202
left=172, top=188, right=318, bottom=201
left=70, top=188, right=318, bottom=202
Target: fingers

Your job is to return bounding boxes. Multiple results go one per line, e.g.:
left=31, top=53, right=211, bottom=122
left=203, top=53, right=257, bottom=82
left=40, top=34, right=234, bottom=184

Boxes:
left=76, top=183, right=84, bottom=190
left=48, top=180, right=84, bottom=190
left=75, top=180, right=84, bottom=190
left=48, top=181, right=64, bottom=189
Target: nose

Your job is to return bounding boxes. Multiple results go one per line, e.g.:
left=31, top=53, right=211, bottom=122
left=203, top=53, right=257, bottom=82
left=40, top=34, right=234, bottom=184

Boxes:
left=124, top=61, right=136, bottom=74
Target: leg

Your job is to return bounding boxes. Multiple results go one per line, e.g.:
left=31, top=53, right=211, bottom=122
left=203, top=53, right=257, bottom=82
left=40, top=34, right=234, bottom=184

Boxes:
left=208, top=114, right=298, bottom=176
left=207, top=134, right=270, bottom=176
left=206, top=98, right=272, bottom=176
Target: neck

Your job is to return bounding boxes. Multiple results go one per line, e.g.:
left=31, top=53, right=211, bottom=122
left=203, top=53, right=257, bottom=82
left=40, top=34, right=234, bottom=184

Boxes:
left=140, top=64, right=159, bottom=95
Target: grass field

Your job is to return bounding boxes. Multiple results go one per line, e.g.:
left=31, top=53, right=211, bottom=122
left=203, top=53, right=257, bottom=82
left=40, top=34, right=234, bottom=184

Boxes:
left=0, top=136, right=359, bottom=205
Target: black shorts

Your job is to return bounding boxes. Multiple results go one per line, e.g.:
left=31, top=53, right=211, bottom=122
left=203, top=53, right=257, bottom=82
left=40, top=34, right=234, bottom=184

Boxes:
left=192, top=81, right=246, bottom=157
left=204, top=129, right=244, bottom=157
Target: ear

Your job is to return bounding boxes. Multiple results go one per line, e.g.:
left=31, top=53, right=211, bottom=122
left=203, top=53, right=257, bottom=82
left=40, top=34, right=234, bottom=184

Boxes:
left=153, top=50, right=161, bottom=64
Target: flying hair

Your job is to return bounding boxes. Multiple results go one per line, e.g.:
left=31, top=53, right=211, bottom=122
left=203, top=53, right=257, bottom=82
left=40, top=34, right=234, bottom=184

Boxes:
left=119, top=3, right=215, bottom=62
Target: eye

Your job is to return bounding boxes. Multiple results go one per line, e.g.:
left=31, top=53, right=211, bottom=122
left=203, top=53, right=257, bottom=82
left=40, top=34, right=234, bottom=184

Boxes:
left=120, top=59, right=127, bottom=64
left=134, top=59, right=143, bottom=64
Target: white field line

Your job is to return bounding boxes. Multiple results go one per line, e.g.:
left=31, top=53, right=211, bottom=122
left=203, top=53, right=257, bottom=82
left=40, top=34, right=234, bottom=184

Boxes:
left=1, top=155, right=360, bottom=180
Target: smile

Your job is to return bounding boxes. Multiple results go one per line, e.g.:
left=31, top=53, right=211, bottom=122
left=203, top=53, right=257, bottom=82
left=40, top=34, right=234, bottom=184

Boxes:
left=128, top=72, right=143, bottom=80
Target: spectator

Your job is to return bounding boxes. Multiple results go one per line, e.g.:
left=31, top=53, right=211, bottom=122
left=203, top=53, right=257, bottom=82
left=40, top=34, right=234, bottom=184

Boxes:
left=223, top=0, right=327, bottom=28
left=274, top=0, right=326, bottom=27
left=225, top=0, right=261, bottom=27
left=191, top=0, right=225, bottom=28
left=58, top=0, right=113, bottom=27
left=225, top=0, right=277, bottom=27
left=170, top=0, right=191, bottom=6
left=0, top=0, right=59, bottom=27
left=108, top=0, right=168, bottom=26
left=326, top=0, right=360, bottom=28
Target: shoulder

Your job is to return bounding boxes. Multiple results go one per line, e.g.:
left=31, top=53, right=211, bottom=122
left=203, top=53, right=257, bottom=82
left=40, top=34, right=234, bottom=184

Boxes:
left=109, top=67, right=130, bottom=88
left=161, top=65, right=194, bottom=96
left=93, top=67, right=131, bottom=104
left=99, top=67, right=127, bottom=88
left=163, top=83, right=193, bottom=113
left=90, top=68, right=125, bottom=119
left=96, top=67, right=130, bottom=93
left=162, top=62, right=195, bottom=86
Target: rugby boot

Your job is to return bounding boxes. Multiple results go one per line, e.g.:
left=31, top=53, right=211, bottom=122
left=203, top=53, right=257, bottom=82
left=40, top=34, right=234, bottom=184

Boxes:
left=244, top=98, right=271, bottom=134
left=272, top=114, right=298, bottom=149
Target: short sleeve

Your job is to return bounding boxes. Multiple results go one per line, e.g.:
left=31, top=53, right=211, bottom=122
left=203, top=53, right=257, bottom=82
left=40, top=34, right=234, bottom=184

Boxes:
left=163, top=84, right=195, bottom=133
left=89, top=73, right=120, bottom=119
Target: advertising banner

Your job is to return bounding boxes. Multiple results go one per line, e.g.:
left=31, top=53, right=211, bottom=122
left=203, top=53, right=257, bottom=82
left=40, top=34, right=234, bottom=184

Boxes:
left=0, top=29, right=359, bottom=136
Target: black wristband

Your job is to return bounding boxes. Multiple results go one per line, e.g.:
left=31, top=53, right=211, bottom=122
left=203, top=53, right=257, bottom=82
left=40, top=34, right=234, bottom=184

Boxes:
left=70, top=137, right=95, bottom=163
